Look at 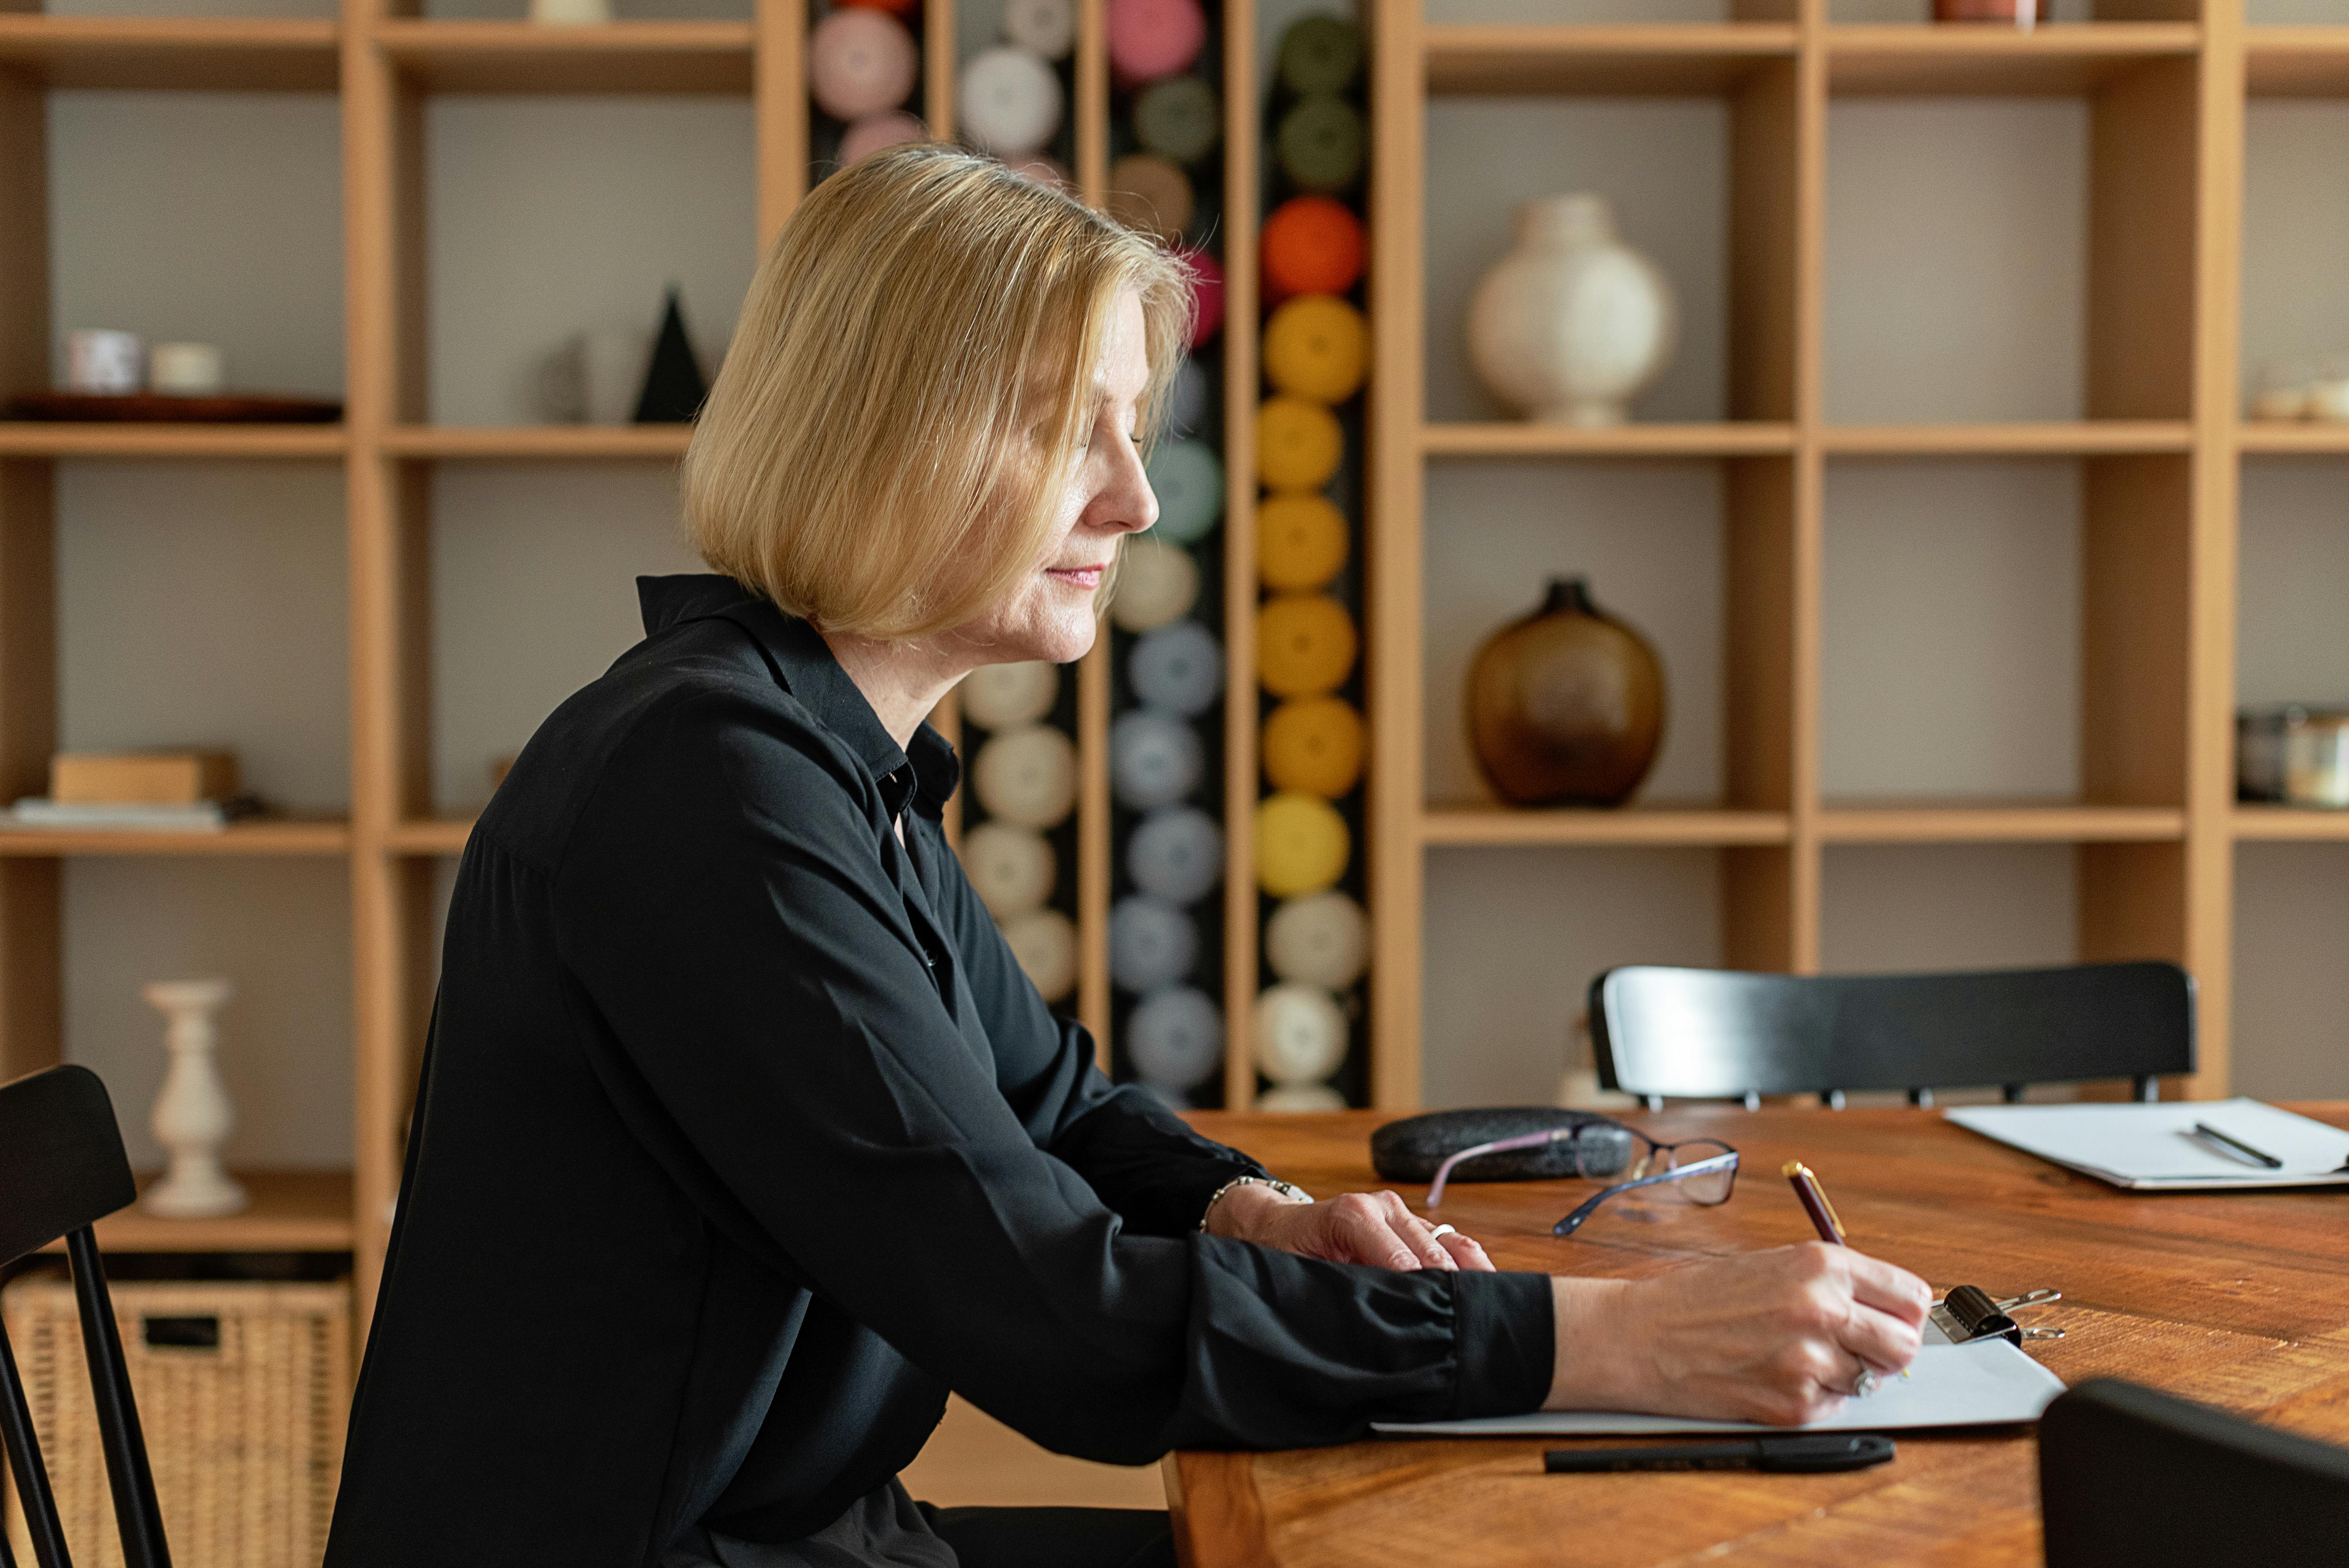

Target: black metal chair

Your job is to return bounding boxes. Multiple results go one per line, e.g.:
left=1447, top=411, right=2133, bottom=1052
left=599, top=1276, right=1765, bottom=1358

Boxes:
left=2040, top=1378, right=2349, bottom=1567
left=0, top=1065, right=171, bottom=1568
left=1589, top=961, right=2195, bottom=1111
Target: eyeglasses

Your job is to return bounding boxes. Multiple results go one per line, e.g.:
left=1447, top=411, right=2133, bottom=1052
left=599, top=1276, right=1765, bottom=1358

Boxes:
left=1423, top=1125, right=1740, bottom=1238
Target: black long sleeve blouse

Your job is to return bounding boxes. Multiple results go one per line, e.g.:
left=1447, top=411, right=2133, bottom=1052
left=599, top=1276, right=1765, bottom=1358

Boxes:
left=324, top=573, right=1554, bottom=1566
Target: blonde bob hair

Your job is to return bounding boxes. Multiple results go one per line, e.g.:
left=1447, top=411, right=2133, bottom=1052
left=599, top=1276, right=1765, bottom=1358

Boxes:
left=683, top=145, right=1193, bottom=641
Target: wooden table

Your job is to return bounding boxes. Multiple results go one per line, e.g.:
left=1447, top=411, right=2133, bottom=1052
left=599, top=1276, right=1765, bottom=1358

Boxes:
left=1165, top=1106, right=2349, bottom=1567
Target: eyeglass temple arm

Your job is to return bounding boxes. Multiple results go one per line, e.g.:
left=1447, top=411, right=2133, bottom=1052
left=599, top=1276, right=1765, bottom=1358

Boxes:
left=1552, top=1153, right=1741, bottom=1236
left=1425, top=1128, right=1571, bottom=1207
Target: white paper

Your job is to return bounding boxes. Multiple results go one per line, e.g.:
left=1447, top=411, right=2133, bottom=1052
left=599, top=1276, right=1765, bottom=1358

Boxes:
left=1371, top=1341, right=2065, bottom=1438
left=1946, top=1099, right=2349, bottom=1190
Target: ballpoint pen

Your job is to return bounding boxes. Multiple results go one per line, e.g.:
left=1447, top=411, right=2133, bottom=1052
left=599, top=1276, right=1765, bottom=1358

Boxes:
left=1783, top=1160, right=1846, bottom=1245
left=2191, top=1122, right=2283, bottom=1170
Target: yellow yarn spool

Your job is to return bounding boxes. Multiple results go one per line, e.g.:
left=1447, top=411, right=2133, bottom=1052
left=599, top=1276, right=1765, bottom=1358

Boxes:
left=1255, top=791, right=1350, bottom=897
left=1256, top=593, right=1357, bottom=698
left=1255, top=396, right=1343, bottom=493
left=1262, top=696, right=1364, bottom=798
left=1256, top=493, right=1348, bottom=592
left=1261, top=294, right=1368, bottom=405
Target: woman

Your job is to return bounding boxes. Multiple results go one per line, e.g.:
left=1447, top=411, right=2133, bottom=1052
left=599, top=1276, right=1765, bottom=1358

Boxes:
left=326, top=147, right=1927, bottom=1568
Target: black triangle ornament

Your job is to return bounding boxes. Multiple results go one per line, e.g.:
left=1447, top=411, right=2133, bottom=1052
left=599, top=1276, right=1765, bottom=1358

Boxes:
left=634, top=285, right=708, bottom=423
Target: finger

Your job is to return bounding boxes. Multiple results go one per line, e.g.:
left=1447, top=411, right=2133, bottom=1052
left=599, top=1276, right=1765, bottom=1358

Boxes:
left=1438, top=1230, right=1497, bottom=1273
left=1839, top=1251, right=1934, bottom=1325
left=1837, top=1300, right=1924, bottom=1376
left=1334, top=1196, right=1421, bottom=1271
left=1378, top=1191, right=1458, bottom=1270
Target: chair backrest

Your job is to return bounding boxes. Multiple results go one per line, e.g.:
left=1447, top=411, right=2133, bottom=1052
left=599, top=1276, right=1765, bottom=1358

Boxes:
left=0, top=1065, right=171, bottom=1568
left=1589, top=961, right=2194, bottom=1108
left=2040, top=1378, right=2349, bottom=1568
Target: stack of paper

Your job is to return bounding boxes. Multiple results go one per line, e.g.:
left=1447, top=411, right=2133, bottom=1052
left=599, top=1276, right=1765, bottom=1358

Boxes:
left=1, top=798, right=253, bottom=833
left=1372, top=1340, right=2066, bottom=1437
left=1948, top=1099, right=2349, bottom=1191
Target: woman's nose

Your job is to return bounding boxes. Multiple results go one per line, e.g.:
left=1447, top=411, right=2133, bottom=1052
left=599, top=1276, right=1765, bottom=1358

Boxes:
left=1099, top=435, right=1159, bottom=536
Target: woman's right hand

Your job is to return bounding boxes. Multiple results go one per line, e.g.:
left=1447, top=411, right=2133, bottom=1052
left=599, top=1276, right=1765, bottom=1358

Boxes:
left=1545, top=1243, right=1932, bottom=1427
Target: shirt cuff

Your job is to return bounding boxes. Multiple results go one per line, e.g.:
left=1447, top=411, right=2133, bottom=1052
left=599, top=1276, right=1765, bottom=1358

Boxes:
left=1450, top=1271, right=1555, bottom=1420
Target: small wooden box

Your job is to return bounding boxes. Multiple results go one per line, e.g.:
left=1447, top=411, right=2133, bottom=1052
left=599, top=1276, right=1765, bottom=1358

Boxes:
left=50, top=751, right=239, bottom=806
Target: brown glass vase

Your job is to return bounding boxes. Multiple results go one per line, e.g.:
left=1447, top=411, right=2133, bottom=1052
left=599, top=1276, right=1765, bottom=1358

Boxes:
left=1465, top=577, right=1665, bottom=808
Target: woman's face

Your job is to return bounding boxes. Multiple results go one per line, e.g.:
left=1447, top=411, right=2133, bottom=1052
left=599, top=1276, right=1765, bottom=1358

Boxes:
left=958, top=287, right=1158, bottom=668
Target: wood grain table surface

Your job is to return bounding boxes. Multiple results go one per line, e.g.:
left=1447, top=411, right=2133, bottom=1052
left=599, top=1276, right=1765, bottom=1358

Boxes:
left=1164, top=1105, right=2349, bottom=1568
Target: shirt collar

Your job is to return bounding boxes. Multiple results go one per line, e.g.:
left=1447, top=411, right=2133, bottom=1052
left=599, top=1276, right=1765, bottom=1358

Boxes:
left=636, top=574, right=961, bottom=821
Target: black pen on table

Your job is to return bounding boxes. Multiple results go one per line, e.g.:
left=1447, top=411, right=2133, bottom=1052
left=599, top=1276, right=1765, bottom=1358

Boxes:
left=2192, top=1122, right=2283, bottom=1169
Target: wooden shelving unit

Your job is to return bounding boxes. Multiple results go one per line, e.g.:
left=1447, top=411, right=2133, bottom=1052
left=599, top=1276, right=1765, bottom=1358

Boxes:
left=1362, top=0, right=2333, bottom=1112
left=40, top=1170, right=356, bottom=1254
left=7, top=0, right=2345, bottom=1318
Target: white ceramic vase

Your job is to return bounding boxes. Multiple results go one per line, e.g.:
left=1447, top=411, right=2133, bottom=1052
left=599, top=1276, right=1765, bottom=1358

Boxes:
left=1466, top=194, right=1678, bottom=428
left=140, top=977, right=248, bottom=1219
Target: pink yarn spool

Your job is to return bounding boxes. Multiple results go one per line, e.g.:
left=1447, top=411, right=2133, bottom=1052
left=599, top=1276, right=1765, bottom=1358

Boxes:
left=1106, top=0, right=1205, bottom=88
left=809, top=9, right=918, bottom=121
left=840, top=111, right=926, bottom=164
left=1175, top=247, right=1223, bottom=348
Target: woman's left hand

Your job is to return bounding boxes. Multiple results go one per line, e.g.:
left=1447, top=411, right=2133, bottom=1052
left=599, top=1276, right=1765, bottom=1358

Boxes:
left=1205, top=1183, right=1496, bottom=1272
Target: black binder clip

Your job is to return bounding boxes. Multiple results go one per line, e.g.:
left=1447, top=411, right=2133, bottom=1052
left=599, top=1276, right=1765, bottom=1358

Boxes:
left=1938, top=1284, right=2066, bottom=1345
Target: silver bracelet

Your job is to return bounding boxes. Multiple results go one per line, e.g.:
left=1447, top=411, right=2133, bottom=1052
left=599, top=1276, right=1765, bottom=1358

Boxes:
left=1198, top=1174, right=1313, bottom=1233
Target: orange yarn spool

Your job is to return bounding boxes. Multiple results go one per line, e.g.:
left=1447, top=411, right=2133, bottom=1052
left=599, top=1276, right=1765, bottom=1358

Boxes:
left=1261, top=195, right=1365, bottom=304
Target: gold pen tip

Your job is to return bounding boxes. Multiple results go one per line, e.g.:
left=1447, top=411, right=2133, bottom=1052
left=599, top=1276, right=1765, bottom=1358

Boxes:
left=1781, top=1160, right=1809, bottom=1178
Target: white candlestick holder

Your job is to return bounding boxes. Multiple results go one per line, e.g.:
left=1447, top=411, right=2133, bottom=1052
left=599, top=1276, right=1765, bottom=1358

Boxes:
left=139, top=978, right=248, bottom=1219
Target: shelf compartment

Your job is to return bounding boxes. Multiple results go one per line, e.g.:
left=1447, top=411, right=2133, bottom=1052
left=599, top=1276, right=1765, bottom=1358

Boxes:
left=1423, top=423, right=1795, bottom=458
left=0, top=817, right=352, bottom=857
left=1423, top=25, right=1798, bottom=97
left=0, top=16, right=338, bottom=92
left=2248, top=30, right=2349, bottom=98
left=2235, top=806, right=2349, bottom=842
left=386, top=817, right=474, bottom=855
left=1819, top=803, right=2185, bottom=843
left=383, top=425, right=692, bottom=461
left=1421, top=806, right=1791, bottom=847
left=1822, top=421, right=2191, bottom=456
left=1827, top=24, right=2200, bottom=97
left=42, top=1170, right=353, bottom=1254
left=0, top=422, right=346, bottom=460
left=374, top=21, right=754, bottom=96
left=2239, top=422, right=2349, bottom=454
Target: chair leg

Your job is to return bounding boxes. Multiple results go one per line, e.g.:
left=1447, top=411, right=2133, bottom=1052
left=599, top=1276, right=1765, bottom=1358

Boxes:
left=2002, top=1084, right=2026, bottom=1104
left=1822, top=1090, right=1846, bottom=1110
left=0, top=1320, right=74, bottom=1568
left=1742, top=1091, right=1761, bottom=1112
left=66, top=1229, right=171, bottom=1568
left=1908, top=1088, right=1935, bottom=1109
left=2133, top=1074, right=2159, bottom=1103
left=1643, top=1095, right=1663, bottom=1112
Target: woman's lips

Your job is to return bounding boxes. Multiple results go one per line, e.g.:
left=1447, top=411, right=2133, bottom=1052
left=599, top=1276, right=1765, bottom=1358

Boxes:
left=1045, top=564, right=1106, bottom=591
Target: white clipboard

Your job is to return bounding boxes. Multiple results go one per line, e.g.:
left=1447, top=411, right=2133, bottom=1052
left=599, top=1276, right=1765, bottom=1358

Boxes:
left=1946, top=1099, right=2349, bottom=1191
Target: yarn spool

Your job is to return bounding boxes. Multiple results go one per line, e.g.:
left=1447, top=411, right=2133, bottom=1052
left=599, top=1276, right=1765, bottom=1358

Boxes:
left=1001, top=0, right=1075, bottom=59
left=1111, top=709, right=1205, bottom=810
left=960, top=45, right=1064, bottom=156
left=1176, top=248, right=1225, bottom=347
left=1263, top=294, right=1368, bottom=406
left=1261, top=195, right=1365, bottom=303
left=1130, top=620, right=1223, bottom=717
left=1129, top=985, right=1223, bottom=1090
left=1164, top=356, right=1212, bottom=437
left=810, top=9, right=918, bottom=120
left=1134, top=75, right=1221, bottom=165
left=1255, top=493, right=1348, bottom=591
left=1265, top=890, right=1370, bottom=990
left=960, top=660, right=1059, bottom=730
left=1254, top=791, right=1349, bottom=897
left=1108, top=154, right=1195, bottom=245
left=1109, top=895, right=1200, bottom=993
left=1253, top=983, right=1349, bottom=1085
left=1106, top=0, right=1206, bottom=86
left=1262, top=695, right=1364, bottom=798
left=1256, top=593, right=1358, bottom=698
left=1110, top=537, right=1200, bottom=632
left=1276, top=13, right=1364, bottom=97
left=1126, top=806, right=1223, bottom=905
left=961, top=822, right=1057, bottom=919
left=1002, top=909, right=1077, bottom=1002
left=1276, top=96, right=1364, bottom=194
left=1145, top=438, right=1224, bottom=544
left=973, top=726, right=1077, bottom=827
left=1254, top=397, right=1342, bottom=492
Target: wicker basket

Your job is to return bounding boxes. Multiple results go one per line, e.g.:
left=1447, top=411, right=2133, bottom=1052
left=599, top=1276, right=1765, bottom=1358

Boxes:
left=2, top=1276, right=349, bottom=1568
